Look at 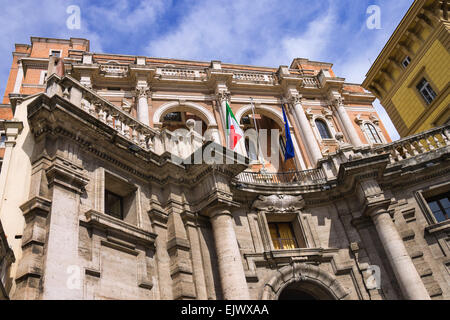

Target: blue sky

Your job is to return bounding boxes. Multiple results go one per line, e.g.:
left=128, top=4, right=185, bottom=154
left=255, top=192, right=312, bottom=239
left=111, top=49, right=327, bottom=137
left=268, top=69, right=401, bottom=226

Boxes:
left=0, top=0, right=415, bottom=140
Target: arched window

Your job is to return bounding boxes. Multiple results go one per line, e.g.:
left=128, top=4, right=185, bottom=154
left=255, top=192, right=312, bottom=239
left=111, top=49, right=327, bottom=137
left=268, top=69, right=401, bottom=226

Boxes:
left=364, top=123, right=382, bottom=144
left=315, top=119, right=332, bottom=139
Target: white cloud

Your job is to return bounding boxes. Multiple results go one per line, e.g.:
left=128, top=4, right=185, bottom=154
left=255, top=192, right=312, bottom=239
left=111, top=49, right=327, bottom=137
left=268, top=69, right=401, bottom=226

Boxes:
left=253, top=7, right=336, bottom=67
left=82, top=0, right=169, bottom=31
left=0, top=0, right=103, bottom=99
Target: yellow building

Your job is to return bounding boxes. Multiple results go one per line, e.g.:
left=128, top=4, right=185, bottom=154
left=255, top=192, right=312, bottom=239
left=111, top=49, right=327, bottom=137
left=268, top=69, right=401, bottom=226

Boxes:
left=363, top=0, right=449, bottom=137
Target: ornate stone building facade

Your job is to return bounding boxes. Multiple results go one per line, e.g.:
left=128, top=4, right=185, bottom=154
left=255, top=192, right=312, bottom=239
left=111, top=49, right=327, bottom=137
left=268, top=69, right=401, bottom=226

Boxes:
left=0, top=37, right=449, bottom=300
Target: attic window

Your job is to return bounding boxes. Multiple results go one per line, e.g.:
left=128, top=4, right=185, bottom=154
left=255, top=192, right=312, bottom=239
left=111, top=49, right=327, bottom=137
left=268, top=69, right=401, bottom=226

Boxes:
left=402, top=56, right=411, bottom=68
left=50, top=50, right=61, bottom=58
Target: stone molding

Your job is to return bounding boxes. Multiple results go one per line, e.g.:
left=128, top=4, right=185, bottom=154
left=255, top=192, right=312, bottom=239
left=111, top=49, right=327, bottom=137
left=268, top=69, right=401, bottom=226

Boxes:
left=261, top=263, right=350, bottom=300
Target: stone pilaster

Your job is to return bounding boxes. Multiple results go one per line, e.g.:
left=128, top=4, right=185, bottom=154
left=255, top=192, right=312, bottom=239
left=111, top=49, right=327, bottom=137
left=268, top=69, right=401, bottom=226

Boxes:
left=181, top=212, right=208, bottom=300
left=166, top=201, right=197, bottom=300
left=41, top=160, right=89, bottom=300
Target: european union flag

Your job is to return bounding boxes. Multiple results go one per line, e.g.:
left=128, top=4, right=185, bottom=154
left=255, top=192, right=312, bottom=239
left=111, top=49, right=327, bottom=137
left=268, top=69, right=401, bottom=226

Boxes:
left=282, top=105, right=295, bottom=161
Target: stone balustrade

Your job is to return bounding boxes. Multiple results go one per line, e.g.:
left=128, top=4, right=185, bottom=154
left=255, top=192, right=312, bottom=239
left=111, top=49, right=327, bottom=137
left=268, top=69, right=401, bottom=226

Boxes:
left=99, top=64, right=129, bottom=77
left=159, top=128, right=205, bottom=160
left=157, top=68, right=207, bottom=79
left=233, top=72, right=275, bottom=83
left=370, top=124, right=450, bottom=164
left=235, top=168, right=326, bottom=186
left=61, top=75, right=207, bottom=160
left=302, top=76, right=320, bottom=88
left=62, top=76, right=156, bottom=152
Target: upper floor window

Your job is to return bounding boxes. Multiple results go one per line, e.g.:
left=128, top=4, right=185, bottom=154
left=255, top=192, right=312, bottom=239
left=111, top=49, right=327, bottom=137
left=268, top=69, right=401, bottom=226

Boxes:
left=105, top=190, right=123, bottom=220
left=50, top=50, right=61, bottom=58
left=0, top=134, right=5, bottom=148
left=402, top=56, right=411, bottom=68
left=315, top=119, right=332, bottom=139
left=416, top=78, right=437, bottom=105
left=364, top=123, right=382, bottom=144
left=426, top=193, right=450, bottom=223
left=268, top=222, right=298, bottom=250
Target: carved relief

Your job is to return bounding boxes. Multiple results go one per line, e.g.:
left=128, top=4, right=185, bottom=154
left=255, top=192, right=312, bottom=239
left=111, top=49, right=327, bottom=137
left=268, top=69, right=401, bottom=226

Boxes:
left=216, top=91, right=231, bottom=103
left=252, top=194, right=305, bottom=214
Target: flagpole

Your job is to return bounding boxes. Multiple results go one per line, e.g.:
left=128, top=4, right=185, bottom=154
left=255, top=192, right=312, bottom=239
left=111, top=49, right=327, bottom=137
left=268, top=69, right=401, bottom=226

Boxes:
left=281, top=97, right=298, bottom=172
left=250, top=97, right=266, bottom=171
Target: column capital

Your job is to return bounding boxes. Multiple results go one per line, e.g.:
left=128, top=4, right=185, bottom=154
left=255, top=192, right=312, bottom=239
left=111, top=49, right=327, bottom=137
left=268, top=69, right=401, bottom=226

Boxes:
left=286, top=94, right=303, bottom=106
left=136, top=86, right=151, bottom=98
left=216, top=91, right=231, bottom=103
left=330, top=96, right=344, bottom=109
left=366, top=199, right=392, bottom=219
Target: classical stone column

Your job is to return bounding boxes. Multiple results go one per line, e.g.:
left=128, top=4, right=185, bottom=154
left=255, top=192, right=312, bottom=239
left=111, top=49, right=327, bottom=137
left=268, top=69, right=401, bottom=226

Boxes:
left=370, top=208, right=430, bottom=300
left=210, top=208, right=249, bottom=300
left=331, top=96, right=363, bottom=147
left=289, top=95, right=323, bottom=166
left=137, top=87, right=150, bottom=126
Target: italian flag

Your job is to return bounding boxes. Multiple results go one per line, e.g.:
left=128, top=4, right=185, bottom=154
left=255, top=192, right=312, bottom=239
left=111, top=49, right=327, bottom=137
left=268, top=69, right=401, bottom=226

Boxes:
left=226, top=101, right=244, bottom=150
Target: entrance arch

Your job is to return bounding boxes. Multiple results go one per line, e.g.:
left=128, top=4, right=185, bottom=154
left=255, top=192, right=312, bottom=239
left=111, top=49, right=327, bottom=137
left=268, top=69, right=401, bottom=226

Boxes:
left=261, top=263, right=350, bottom=300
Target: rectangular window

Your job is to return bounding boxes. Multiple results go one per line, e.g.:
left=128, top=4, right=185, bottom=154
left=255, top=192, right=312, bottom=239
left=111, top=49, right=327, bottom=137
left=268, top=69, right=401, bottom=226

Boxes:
left=50, top=50, right=61, bottom=58
left=105, top=190, right=123, bottom=220
left=0, top=134, right=5, bottom=148
left=402, top=56, right=411, bottom=68
left=163, top=112, right=182, bottom=122
left=416, top=78, right=437, bottom=105
left=426, top=193, right=450, bottom=223
left=269, top=222, right=298, bottom=250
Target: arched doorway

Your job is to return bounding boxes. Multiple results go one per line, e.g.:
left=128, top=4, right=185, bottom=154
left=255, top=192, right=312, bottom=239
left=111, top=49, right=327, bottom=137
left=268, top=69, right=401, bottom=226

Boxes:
left=278, top=280, right=336, bottom=300
left=261, top=263, right=350, bottom=300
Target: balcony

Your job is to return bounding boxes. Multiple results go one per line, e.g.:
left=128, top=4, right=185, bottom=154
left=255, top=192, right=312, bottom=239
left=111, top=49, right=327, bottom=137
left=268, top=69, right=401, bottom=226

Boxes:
left=235, top=168, right=327, bottom=186
left=368, top=124, right=450, bottom=165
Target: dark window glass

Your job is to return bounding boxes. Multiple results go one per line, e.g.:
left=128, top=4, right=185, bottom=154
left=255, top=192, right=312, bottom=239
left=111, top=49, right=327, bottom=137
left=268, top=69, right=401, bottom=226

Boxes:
left=51, top=50, right=61, bottom=58
left=163, top=112, right=182, bottom=122
left=241, top=116, right=251, bottom=125
left=426, top=193, right=450, bottom=223
left=105, top=190, right=123, bottom=220
left=416, top=78, right=437, bottom=105
left=315, top=119, right=331, bottom=139
left=402, top=56, right=411, bottom=68
left=364, top=123, right=382, bottom=144
left=0, top=134, right=5, bottom=148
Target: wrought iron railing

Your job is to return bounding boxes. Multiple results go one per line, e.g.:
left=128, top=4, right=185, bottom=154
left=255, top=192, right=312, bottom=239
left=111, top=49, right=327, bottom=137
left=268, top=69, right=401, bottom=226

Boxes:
left=236, top=168, right=327, bottom=185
